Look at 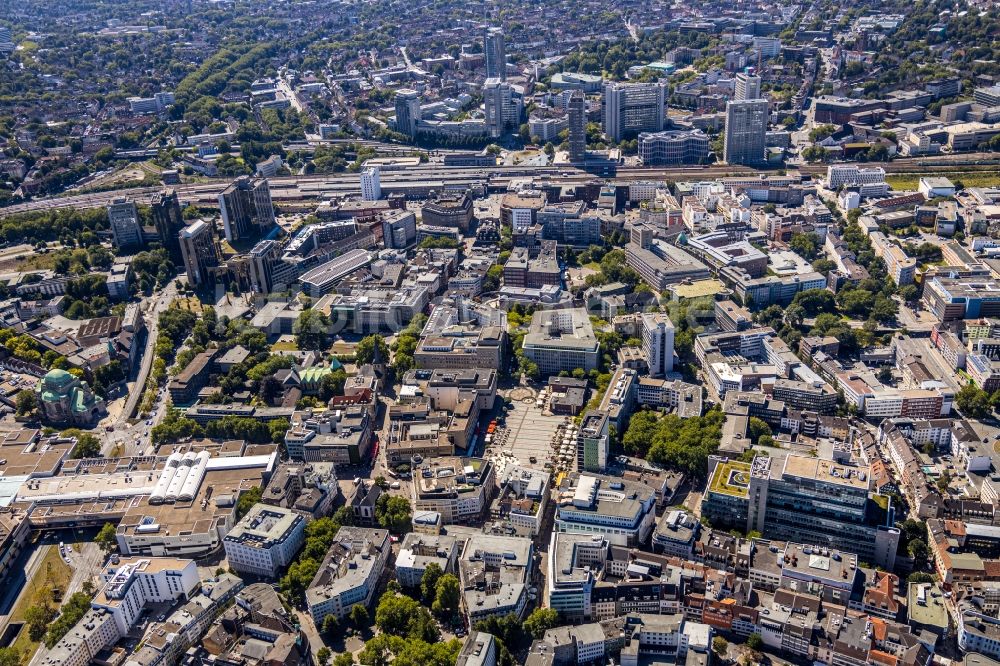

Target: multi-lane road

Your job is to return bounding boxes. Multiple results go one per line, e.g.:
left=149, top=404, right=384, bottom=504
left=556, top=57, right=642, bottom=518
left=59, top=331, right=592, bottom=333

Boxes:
left=100, top=281, right=179, bottom=458
left=2, top=153, right=998, bottom=217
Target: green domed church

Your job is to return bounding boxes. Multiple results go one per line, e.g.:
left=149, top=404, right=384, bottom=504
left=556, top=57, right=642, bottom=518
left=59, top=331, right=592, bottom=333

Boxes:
left=35, top=369, right=107, bottom=427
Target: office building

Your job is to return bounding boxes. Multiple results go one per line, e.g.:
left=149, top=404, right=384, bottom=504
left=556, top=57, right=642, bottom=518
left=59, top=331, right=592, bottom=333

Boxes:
left=168, top=350, right=216, bottom=403
left=413, top=301, right=506, bottom=370
left=244, top=239, right=283, bottom=294
left=625, top=239, right=711, bottom=290
left=603, top=81, right=668, bottom=141
left=360, top=166, right=381, bottom=201
left=484, top=78, right=520, bottom=137
left=500, top=191, right=546, bottom=233
left=256, top=155, right=282, bottom=178
left=553, top=473, right=657, bottom=547
left=522, top=307, right=600, bottom=374
left=702, top=455, right=900, bottom=568
left=458, top=632, right=498, bottom=666
left=637, top=129, right=710, bottom=165
left=503, top=241, right=560, bottom=290
left=528, top=116, right=567, bottom=142
left=652, top=509, right=700, bottom=557
left=641, top=312, right=675, bottom=377
left=128, top=91, right=175, bottom=114
left=223, top=504, right=306, bottom=578
left=484, top=27, right=506, bottom=80
left=95, top=557, right=201, bottom=636
left=381, top=209, right=417, bottom=249
left=412, top=457, right=496, bottom=524
left=396, top=533, right=460, bottom=588
left=298, top=249, right=373, bottom=296
left=492, top=466, right=550, bottom=537
left=813, top=96, right=886, bottom=124
left=538, top=201, right=601, bottom=247
left=724, top=99, right=768, bottom=166
left=459, top=534, right=533, bottom=623
left=218, top=176, right=275, bottom=243
left=547, top=532, right=606, bottom=620
left=150, top=189, right=185, bottom=260
left=107, top=198, right=144, bottom=249
left=974, top=85, right=1000, bottom=107
left=422, top=191, right=474, bottom=232
left=395, top=89, right=421, bottom=136
left=179, top=220, right=220, bottom=287
left=734, top=72, right=762, bottom=101
left=826, top=165, right=888, bottom=195
left=869, top=232, right=917, bottom=286
left=924, top=276, right=1000, bottom=321
left=306, top=527, right=391, bottom=622
left=550, top=72, right=605, bottom=92
left=568, top=91, right=587, bottom=163
left=577, top=410, right=610, bottom=472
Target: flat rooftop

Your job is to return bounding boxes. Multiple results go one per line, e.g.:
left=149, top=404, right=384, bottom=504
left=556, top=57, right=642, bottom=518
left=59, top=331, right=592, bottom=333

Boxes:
left=707, top=459, right=752, bottom=498
left=524, top=307, right=598, bottom=351
left=781, top=455, right=871, bottom=490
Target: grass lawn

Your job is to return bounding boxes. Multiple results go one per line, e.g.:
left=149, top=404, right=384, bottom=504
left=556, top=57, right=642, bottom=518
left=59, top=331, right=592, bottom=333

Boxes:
left=173, top=297, right=203, bottom=313
left=271, top=340, right=299, bottom=352
left=14, top=254, right=58, bottom=271
left=8, top=545, right=73, bottom=664
left=886, top=171, right=1000, bottom=191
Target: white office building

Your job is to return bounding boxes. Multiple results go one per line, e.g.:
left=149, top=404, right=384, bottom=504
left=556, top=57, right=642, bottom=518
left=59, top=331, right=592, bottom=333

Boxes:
left=826, top=164, right=889, bottom=197
left=306, top=527, right=391, bottom=622
left=396, top=533, right=461, bottom=588
left=360, top=166, right=381, bottom=201
left=734, top=73, right=762, bottom=101
left=554, top=473, right=657, bottom=547
left=642, top=312, right=675, bottom=377
left=41, top=557, right=202, bottom=666
left=94, top=557, right=201, bottom=635
left=223, top=504, right=306, bottom=578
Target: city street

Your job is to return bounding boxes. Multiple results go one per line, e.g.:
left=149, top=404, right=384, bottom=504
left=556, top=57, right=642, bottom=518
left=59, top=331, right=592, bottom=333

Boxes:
left=100, top=281, right=179, bottom=457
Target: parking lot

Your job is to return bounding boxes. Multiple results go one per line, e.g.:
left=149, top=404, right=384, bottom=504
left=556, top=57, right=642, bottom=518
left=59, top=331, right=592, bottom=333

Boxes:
left=485, top=388, right=570, bottom=480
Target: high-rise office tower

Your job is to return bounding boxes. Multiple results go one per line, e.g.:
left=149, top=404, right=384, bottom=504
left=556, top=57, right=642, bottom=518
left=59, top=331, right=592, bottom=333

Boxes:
left=734, top=72, right=762, bottom=101
left=641, top=312, right=675, bottom=377
left=394, top=89, right=421, bottom=137
left=723, top=99, right=769, bottom=166
left=150, top=189, right=185, bottom=261
left=360, top=166, right=381, bottom=201
left=484, top=78, right=520, bottom=137
left=217, top=176, right=275, bottom=243
left=567, top=91, right=587, bottom=163
left=179, top=220, right=220, bottom=287
left=107, top=198, right=144, bottom=249
left=602, top=81, right=668, bottom=142
left=577, top=410, right=609, bottom=473
left=246, top=239, right=283, bottom=294
left=484, top=27, right=506, bottom=81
